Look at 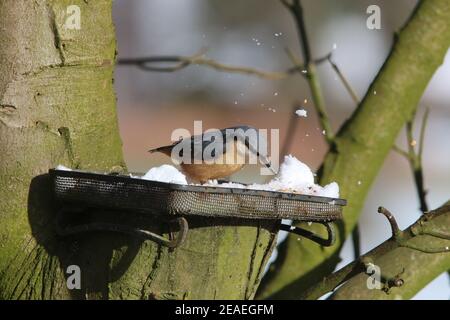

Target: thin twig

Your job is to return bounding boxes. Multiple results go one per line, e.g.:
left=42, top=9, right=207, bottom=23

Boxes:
left=406, top=115, right=416, bottom=163
left=392, top=109, right=429, bottom=213
left=406, top=110, right=429, bottom=213
left=300, top=205, right=450, bottom=299
left=392, top=145, right=411, bottom=159
left=280, top=0, right=292, bottom=10
left=284, top=47, right=303, bottom=70
left=327, top=55, right=360, bottom=105
left=378, top=207, right=401, bottom=238
left=418, top=107, right=430, bottom=163
left=282, top=0, right=334, bottom=145
left=119, top=48, right=337, bottom=82
left=189, top=55, right=289, bottom=80
left=351, top=224, right=361, bottom=259
left=119, top=50, right=292, bottom=80
left=379, top=206, right=449, bottom=254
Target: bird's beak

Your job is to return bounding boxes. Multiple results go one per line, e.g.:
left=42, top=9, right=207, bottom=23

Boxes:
left=259, top=155, right=277, bottom=175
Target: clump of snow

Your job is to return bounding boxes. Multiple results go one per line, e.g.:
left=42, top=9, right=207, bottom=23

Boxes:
left=319, top=182, right=340, bottom=198
left=202, top=155, right=339, bottom=198
left=141, top=165, right=187, bottom=185
left=267, top=155, right=314, bottom=189
left=295, top=109, right=308, bottom=117
left=56, top=165, right=72, bottom=171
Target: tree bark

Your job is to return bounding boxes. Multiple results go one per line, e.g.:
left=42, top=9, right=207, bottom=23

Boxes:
left=0, top=0, right=124, bottom=299
left=0, top=0, right=277, bottom=299
left=331, top=203, right=450, bottom=300
left=257, top=0, right=450, bottom=299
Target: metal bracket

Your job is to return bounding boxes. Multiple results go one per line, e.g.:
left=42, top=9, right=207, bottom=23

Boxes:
left=280, top=221, right=336, bottom=247
left=56, top=208, right=188, bottom=248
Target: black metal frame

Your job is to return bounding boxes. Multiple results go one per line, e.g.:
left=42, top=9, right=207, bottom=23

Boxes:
left=51, top=169, right=344, bottom=248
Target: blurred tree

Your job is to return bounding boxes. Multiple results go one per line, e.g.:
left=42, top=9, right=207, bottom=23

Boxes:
left=257, top=0, right=450, bottom=299
left=0, top=0, right=449, bottom=300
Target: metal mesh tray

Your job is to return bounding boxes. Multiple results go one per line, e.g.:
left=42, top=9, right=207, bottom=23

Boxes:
left=50, top=169, right=346, bottom=222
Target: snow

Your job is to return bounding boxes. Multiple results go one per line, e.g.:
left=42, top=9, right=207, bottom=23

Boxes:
left=204, top=155, right=340, bottom=198
left=268, top=154, right=314, bottom=187
left=55, top=155, right=340, bottom=198
left=141, top=164, right=188, bottom=184
left=295, top=109, right=308, bottom=117
left=55, top=165, right=72, bottom=171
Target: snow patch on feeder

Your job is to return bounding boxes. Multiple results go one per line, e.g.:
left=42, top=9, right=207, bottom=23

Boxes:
left=141, top=164, right=188, bottom=185
left=204, top=155, right=340, bottom=198
left=55, top=165, right=72, bottom=171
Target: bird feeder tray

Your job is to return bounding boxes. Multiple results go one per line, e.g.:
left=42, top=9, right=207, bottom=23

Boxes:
left=50, top=169, right=346, bottom=247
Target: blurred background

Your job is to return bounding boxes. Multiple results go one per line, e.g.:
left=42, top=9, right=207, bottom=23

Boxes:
left=112, top=0, right=450, bottom=299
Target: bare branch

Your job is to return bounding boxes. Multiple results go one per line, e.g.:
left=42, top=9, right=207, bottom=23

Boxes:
left=118, top=50, right=292, bottom=80
left=280, top=0, right=292, bottom=9
left=378, top=206, right=401, bottom=238
left=392, top=144, right=411, bottom=159
left=281, top=0, right=334, bottom=145
left=327, top=55, right=360, bottom=105
left=352, top=224, right=361, bottom=259
left=418, top=107, right=430, bottom=162
left=299, top=204, right=450, bottom=300
left=397, top=109, right=430, bottom=213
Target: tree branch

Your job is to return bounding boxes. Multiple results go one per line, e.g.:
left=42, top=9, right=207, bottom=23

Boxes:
left=327, top=55, right=360, bottom=105
left=351, top=224, right=361, bottom=259
left=118, top=49, right=335, bottom=83
left=298, top=203, right=450, bottom=300
left=118, top=50, right=300, bottom=80
left=393, top=108, right=430, bottom=213
left=330, top=204, right=450, bottom=299
left=283, top=0, right=334, bottom=145
left=257, top=0, right=450, bottom=299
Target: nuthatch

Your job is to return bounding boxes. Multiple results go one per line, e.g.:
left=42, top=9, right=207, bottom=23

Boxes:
left=149, top=125, right=274, bottom=183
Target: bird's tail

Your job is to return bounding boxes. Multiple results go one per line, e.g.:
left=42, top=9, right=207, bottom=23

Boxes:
left=148, top=145, right=173, bottom=156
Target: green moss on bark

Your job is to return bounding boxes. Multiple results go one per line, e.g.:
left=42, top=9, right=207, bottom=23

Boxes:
left=0, top=0, right=278, bottom=299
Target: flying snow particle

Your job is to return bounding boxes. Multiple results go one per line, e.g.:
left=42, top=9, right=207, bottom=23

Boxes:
left=295, top=109, right=308, bottom=117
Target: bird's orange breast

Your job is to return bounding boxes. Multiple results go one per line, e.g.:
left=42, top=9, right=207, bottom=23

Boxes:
left=181, top=140, right=247, bottom=182
left=180, top=162, right=245, bottom=183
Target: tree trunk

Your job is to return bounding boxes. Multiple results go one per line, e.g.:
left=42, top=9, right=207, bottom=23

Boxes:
left=0, top=0, right=277, bottom=299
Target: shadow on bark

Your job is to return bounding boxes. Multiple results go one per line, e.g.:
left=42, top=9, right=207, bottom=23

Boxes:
left=26, top=173, right=279, bottom=299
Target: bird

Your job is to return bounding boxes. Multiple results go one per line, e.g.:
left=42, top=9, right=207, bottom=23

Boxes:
left=149, top=125, right=274, bottom=183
